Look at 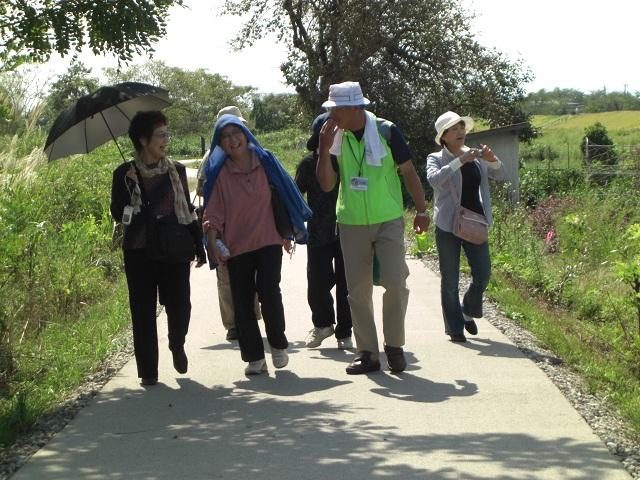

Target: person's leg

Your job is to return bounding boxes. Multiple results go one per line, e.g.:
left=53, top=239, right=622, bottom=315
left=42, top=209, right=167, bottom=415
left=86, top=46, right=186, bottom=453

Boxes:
left=434, top=227, right=464, bottom=336
left=255, top=245, right=288, bottom=350
left=216, top=264, right=236, bottom=331
left=158, top=260, right=191, bottom=373
left=306, top=243, right=337, bottom=329
left=158, top=262, right=191, bottom=350
left=227, top=252, right=264, bottom=362
left=333, top=239, right=353, bottom=340
left=339, top=224, right=378, bottom=359
left=374, top=217, right=410, bottom=349
left=123, top=249, right=159, bottom=380
left=461, top=240, right=491, bottom=318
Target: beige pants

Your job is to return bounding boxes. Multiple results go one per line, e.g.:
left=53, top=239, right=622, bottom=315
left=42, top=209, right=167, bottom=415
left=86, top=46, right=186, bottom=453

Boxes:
left=338, top=217, right=409, bottom=360
left=216, top=264, right=261, bottom=330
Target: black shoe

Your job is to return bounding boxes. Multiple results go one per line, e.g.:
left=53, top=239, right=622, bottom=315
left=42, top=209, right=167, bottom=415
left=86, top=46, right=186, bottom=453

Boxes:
left=346, top=351, right=381, bottom=375
left=140, top=377, right=158, bottom=386
left=464, top=319, right=478, bottom=335
left=172, top=349, right=188, bottom=374
left=384, top=345, right=407, bottom=372
left=449, top=334, right=467, bottom=343
left=226, top=327, right=238, bottom=341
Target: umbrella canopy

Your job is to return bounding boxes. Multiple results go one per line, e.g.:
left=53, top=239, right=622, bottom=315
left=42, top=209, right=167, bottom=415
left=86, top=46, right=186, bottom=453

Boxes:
left=44, top=82, right=171, bottom=162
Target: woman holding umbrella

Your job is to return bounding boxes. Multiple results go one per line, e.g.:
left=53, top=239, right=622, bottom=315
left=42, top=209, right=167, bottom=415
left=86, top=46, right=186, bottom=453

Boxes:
left=110, top=110, right=206, bottom=386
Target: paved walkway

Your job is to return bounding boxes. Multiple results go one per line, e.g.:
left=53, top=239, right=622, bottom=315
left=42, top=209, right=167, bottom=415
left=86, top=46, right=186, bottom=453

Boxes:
left=13, top=247, right=629, bottom=479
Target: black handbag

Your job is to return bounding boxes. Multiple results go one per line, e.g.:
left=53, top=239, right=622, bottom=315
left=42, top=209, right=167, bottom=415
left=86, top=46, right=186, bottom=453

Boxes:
left=135, top=165, right=196, bottom=263
left=270, top=183, right=294, bottom=238
left=146, top=214, right=196, bottom=263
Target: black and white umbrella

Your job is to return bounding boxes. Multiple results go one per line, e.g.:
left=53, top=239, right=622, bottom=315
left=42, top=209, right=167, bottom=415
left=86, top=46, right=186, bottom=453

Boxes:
left=44, top=82, right=171, bottom=162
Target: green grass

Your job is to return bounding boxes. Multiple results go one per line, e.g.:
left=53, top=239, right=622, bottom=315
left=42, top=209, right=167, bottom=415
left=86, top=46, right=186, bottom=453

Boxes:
left=0, top=130, right=133, bottom=446
left=522, top=111, right=640, bottom=169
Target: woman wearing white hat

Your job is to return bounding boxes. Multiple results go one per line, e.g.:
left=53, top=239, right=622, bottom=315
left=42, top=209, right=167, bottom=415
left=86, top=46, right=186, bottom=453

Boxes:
left=426, top=111, right=503, bottom=342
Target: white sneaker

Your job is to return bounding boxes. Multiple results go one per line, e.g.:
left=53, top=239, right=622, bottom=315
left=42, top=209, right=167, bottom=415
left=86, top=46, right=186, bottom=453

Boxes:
left=244, top=358, right=268, bottom=375
left=337, top=337, right=354, bottom=349
left=305, top=326, right=335, bottom=348
left=271, top=348, right=289, bottom=368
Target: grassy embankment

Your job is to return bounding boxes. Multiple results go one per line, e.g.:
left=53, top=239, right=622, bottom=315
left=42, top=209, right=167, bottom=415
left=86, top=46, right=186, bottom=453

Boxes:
left=413, top=111, right=640, bottom=435
left=0, top=132, right=132, bottom=447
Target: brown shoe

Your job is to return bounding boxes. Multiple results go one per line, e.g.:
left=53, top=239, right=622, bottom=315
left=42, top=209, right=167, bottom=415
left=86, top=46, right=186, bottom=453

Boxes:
left=346, top=351, right=380, bottom=375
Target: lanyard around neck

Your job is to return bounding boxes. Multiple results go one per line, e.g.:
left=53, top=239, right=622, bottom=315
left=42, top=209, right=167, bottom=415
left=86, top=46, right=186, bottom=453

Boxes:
left=346, top=134, right=366, bottom=177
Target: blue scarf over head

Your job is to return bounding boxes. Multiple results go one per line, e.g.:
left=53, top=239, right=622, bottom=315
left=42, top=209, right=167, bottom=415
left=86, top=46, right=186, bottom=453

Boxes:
left=203, top=114, right=312, bottom=243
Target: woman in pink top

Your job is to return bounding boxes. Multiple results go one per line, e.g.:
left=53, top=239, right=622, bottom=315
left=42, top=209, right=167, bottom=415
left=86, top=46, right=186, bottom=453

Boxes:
left=203, top=120, right=292, bottom=375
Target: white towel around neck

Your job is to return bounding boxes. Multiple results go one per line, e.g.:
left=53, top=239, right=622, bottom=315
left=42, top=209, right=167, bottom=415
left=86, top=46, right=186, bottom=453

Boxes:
left=329, top=110, right=387, bottom=167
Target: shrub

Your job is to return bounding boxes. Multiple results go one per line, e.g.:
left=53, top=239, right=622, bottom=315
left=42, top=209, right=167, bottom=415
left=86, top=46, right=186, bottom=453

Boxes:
left=581, top=122, right=618, bottom=166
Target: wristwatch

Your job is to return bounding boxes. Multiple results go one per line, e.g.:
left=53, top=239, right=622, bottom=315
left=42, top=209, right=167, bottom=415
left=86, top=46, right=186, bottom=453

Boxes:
left=416, top=210, right=429, bottom=218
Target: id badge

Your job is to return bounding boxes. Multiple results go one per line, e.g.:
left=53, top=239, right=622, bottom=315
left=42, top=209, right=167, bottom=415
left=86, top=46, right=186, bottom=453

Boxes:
left=122, top=205, right=134, bottom=225
left=350, top=176, right=368, bottom=191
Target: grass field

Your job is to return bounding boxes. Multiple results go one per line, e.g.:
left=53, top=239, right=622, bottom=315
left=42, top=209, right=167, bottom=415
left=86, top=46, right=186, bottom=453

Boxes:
left=522, top=111, right=640, bottom=169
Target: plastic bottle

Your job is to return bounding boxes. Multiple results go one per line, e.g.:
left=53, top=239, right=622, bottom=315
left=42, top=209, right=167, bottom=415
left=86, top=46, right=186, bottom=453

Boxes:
left=215, top=239, right=230, bottom=258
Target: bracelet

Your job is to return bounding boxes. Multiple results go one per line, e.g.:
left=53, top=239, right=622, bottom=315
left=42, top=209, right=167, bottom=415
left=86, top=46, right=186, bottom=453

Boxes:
left=416, top=210, right=429, bottom=218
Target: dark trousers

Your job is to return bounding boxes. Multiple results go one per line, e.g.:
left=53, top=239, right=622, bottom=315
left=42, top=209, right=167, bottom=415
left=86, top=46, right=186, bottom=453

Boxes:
left=307, top=239, right=352, bottom=339
left=435, top=227, right=491, bottom=336
left=124, top=249, right=191, bottom=379
left=227, top=245, right=288, bottom=362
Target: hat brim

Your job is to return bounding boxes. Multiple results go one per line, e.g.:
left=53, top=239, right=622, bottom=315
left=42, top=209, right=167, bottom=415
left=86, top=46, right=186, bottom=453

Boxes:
left=321, top=97, right=370, bottom=109
left=435, top=116, right=474, bottom=145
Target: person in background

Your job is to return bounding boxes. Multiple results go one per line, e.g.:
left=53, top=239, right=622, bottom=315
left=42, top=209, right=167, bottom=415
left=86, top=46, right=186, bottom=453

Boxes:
left=426, top=111, right=503, bottom=343
left=110, top=110, right=206, bottom=386
left=197, top=105, right=261, bottom=341
left=316, top=82, right=430, bottom=375
left=296, top=113, right=353, bottom=350
left=203, top=114, right=311, bottom=375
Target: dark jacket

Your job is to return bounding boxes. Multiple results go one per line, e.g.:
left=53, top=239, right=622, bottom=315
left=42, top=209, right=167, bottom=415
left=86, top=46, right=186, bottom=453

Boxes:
left=295, top=152, right=339, bottom=248
left=110, top=160, right=205, bottom=261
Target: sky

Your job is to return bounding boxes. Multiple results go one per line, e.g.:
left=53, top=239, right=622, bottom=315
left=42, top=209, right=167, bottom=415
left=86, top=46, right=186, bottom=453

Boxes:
left=37, top=0, right=640, bottom=95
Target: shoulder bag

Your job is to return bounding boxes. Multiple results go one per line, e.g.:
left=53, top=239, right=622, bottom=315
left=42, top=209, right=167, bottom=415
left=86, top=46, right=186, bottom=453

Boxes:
left=270, top=183, right=294, bottom=239
left=447, top=178, right=488, bottom=245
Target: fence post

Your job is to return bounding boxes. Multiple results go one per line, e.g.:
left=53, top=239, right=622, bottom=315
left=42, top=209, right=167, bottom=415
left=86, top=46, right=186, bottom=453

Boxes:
left=585, top=137, right=590, bottom=183
left=200, top=136, right=205, bottom=157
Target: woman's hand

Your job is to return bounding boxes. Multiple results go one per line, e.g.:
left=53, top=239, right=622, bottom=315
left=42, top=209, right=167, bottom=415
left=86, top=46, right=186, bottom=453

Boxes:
left=206, top=231, right=228, bottom=265
left=460, top=149, right=477, bottom=164
left=283, top=238, right=293, bottom=254
left=478, top=144, right=498, bottom=162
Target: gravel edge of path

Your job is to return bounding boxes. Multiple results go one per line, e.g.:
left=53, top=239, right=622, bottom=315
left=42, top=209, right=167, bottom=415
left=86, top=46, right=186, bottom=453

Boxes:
left=1, top=257, right=639, bottom=478
left=0, top=333, right=134, bottom=480
left=419, top=253, right=640, bottom=478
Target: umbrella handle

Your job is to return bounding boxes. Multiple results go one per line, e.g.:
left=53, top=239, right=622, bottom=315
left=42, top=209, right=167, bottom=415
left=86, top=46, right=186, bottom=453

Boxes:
left=100, top=111, right=127, bottom=162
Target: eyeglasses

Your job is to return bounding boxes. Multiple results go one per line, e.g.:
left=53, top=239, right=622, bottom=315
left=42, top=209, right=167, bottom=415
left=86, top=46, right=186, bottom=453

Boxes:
left=219, top=129, right=244, bottom=142
left=153, top=131, right=171, bottom=140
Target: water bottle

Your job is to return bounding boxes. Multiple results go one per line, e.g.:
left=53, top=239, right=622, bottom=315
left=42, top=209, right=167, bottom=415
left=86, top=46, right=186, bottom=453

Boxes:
left=215, top=239, right=230, bottom=258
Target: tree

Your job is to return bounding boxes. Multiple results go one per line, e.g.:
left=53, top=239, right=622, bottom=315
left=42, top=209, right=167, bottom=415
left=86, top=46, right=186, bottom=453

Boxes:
left=222, top=0, right=533, bottom=156
left=0, top=0, right=183, bottom=70
left=251, top=93, right=307, bottom=132
left=41, top=61, right=99, bottom=126
left=105, top=61, right=254, bottom=136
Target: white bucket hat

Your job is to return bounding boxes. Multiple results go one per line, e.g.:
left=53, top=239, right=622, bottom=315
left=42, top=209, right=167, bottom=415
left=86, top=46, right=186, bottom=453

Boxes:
left=434, top=111, right=474, bottom=145
left=217, top=105, right=247, bottom=124
left=321, top=81, right=370, bottom=109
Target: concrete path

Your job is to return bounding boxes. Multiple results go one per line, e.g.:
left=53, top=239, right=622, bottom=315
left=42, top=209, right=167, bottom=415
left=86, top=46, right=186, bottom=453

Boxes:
left=12, top=247, right=629, bottom=479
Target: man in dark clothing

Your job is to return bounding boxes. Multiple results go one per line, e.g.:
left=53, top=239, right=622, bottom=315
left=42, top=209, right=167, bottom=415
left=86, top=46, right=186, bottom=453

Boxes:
left=295, top=113, right=353, bottom=349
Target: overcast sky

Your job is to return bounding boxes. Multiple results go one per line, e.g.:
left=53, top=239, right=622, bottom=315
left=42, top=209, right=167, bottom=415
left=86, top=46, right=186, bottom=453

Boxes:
left=38, top=0, right=640, bottom=95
